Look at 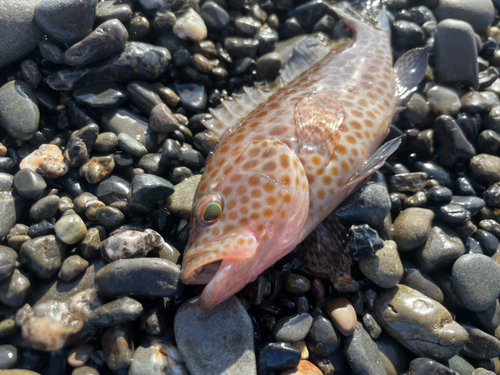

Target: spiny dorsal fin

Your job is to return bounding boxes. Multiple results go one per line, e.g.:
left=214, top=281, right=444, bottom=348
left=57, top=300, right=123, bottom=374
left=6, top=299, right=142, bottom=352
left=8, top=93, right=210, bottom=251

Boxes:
left=201, top=35, right=332, bottom=140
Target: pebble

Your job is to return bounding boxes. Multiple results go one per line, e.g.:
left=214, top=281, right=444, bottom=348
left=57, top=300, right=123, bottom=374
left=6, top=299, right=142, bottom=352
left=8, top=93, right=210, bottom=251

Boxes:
left=256, top=52, right=282, bottom=81
left=174, top=297, right=256, bottom=375
left=434, top=115, right=475, bottom=167
left=29, top=195, right=60, bottom=222
left=19, top=144, right=68, bottom=180
left=408, top=357, right=459, bottom=375
left=402, top=262, right=444, bottom=303
left=434, top=19, right=479, bottom=88
left=101, top=324, right=134, bottom=371
left=149, top=103, right=179, bottom=133
left=374, top=285, right=468, bottom=360
left=347, top=224, right=384, bottom=260
left=434, top=0, right=495, bottom=33
left=17, top=289, right=100, bottom=351
left=325, top=297, right=357, bottom=336
left=64, top=19, right=129, bottom=67
left=58, top=255, right=89, bottom=281
left=305, top=312, right=340, bottom=357
left=0, top=344, right=17, bottom=369
left=79, top=227, right=103, bottom=260
left=450, top=195, right=485, bottom=215
left=0, top=246, right=18, bottom=282
left=362, top=313, right=382, bottom=340
left=0, top=0, right=43, bottom=68
left=390, top=172, right=428, bottom=193
left=99, top=228, right=164, bottom=261
left=437, top=203, right=471, bottom=224
left=452, top=253, right=500, bottom=312
left=427, top=86, right=462, bottom=116
left=130, top=173, right=174, bottom=204
left=470, top=154, right=500, bottom=185
left=0, top=269, right=31, bottom=307
left=281, top=360, right=323, bottom=375
left=72, top=366, right=99, bottom=375
left=173, top=8, right=207, bottom=42
left=95, top=175, right=129, bottom=205
left=20, top=60, right=41, bottom=90
left=461, top=324, right=500, bottom=359
left=358, top=240, right=404, bottom=288
left=80, top=155, right=115, bottom=184
left=73, top=83, right=127, bottom=109
left=96, top=0, right=133, bottom=23
left=19, top=235, right=67, bottom=279
left=272, top=313, right=313, bottom=342
left=173, top=82, right=207, bottom=112
left=95, top=258, right=180, bottom=299
left=67, top=343, right=93, bottom=367
left=258, top=342, right=300, bottom=374
left=13, top=169, right=46, bottom=199
left=199, top=1, right=230, bottom=32
left=54, top=213, right=87, bottom=245
left=473, top=229, right=499, bottom=255
left=86, top=297, right=143, bottom=328
left=285, top=273, right=311, bottom=294
left=34, top=0, right=96, bottom=45
left=343, top=322, right=387, bottom=375
left=392, top=20, right=425, bottom=49
left=393, top=208, right=434, bottom=252
left=0, top=80, right=39, bottom=141
left=165, top=174, right=201, bottom=219
left=102, top=108, right=156, bottom=150
left=94, top=132, right=118, bottom=153
left=95, top=206, right=125, bottom=230
left=117, top=133, right=148, bottom=157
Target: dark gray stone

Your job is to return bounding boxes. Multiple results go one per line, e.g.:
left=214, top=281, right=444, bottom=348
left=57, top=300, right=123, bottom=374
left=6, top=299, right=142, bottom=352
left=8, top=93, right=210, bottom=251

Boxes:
left=0, top=246, right=17, bottom=282
left=434, top=0, right=495, bottom=33
left=344, top=322, right=387, bottom=375
left=59, top=255, right=89, bottom=281
left=130, top=174, right=174, bottom=204
left=174, top=297, right=256, bottom=375
left=427, top=86, right=462, bottom=116
left=13, top=169, right=46, bottom=198
left=73, top=83, right=127, bottom=109
left=30, top=195, right=61, bottom=222
left=461, top=324, right=500, bottom=359
left=272, top=313, right=313, bottom=342
left=86, top=297, right=143, bottom=328
left=101, top=324, right=134, bottom=371
left=20, top=235, right=67, bottom=279
left=0, top=269, right=31, bottom=307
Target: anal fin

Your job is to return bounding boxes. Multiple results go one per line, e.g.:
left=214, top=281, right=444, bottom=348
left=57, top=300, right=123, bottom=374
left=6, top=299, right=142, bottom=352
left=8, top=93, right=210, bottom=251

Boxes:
left=295, top=92, right=344, bottom=160
left=345, top=136, right=402, bottom=189
left=394, top=47, right=429, bottom=112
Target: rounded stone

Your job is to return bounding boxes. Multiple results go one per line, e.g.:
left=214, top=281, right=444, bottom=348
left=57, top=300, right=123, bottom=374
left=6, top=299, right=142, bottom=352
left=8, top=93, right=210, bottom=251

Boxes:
left=55, top=214, right=88, bottom=245
left=285, top=274, right=311, bottom=294
left=393, top=208, right=435, bottom=252
left=118, top=133, right=148, bottom=158
left=272, top=313, right=314, bottom=342
left=434, top=0, right=494, bottom=33
left=325, top=298, right=357, bottom=336
left=0, top=269, right=32, bottom=307
left=358, top=240, right=404, bottom=288
left=149, top=103, right=179, bottom=133
left=58, top=255, right=89, bottom=281
left=29, top=195, right=61, bottom=222
left=0, top=344, right=17, bottom=369
left=173, top=8, right=207, bottom=42
left=86, top=297, right=143, bottom=328
left=470, top=154, right=500, bottom=186
left=0, top=246, right=18, bottom=282
left=19, top=235, right=67, bottom=279
left=19, top=144, right=68, bottom=180
left=452, top=253, right=500, bottom=312
left=94, top=132, right=118, bottom=153
left=67, top=343, right=93, bottom=367
left=73, top=83, right=127, bottom=109
left=13, top=169, right=46, bottom=198
left=101, top=325, right=134, bottom=371
left=0, top=80, right=39, bottom=141
left=374, top=284, right=469, bottom=360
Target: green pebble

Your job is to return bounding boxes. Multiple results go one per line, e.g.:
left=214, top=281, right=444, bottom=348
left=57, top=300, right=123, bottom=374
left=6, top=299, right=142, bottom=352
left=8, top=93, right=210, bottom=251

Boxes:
left=117, top=133, right=148, bottom=158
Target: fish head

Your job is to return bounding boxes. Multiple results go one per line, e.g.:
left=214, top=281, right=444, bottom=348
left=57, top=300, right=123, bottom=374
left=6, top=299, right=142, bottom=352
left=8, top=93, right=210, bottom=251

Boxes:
left=180, top=138, right=310, bottom=309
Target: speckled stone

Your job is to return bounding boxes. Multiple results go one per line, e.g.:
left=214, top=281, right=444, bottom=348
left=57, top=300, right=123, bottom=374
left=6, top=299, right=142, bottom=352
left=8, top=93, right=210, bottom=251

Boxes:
left=101, top=324, right=134, bottom=371
left=173, top=8, right=207, bottom=42
left=30, top=195, right=61, bottom=222
left=393, top=208, right=435, bottom=252
left=165, top=174, right=201, bottom=219
left=0, top=245, right=18, bottom=282
left=358, top=240, right=404, bottom=288
left=58, top=255, right=89, bottom=281
left=55, top=214, right=87, bottom=245
left=99, top=228, right=164, bottom=261
left=19, top=235, right=67, bottom=279
left=20, top=144, right=68, bottom=180
left=470, top=154, right=500, bottom=186
left=80, top=155, right=115, bottom=184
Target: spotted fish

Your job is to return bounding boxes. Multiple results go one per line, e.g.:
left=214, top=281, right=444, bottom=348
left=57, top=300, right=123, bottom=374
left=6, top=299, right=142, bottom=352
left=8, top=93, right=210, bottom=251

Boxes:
left=180, top=0, right=429, bottom=309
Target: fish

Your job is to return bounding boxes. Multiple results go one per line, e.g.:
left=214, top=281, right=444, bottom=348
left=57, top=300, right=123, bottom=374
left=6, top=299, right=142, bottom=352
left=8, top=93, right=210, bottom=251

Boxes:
left=180, top=0, right=429, bottom=310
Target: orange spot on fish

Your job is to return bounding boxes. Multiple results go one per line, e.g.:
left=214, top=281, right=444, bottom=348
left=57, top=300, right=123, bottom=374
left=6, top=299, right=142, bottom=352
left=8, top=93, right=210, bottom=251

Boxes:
left=241, top=207, right=248, bottom=214
left=351, top=110, right=363, bottom=118
left=318, top=189, right=325, bottom=199
left=234, top=134, right=245, bottom=143
left=251, top=189, right=262, bottom=198
left=257, top=224, right=264, bottom=231
left=249, top=148, right=260, bottom=157
left=251, top=213, right=260, bottom=221
left=252, top=202, right=261, bottom=209
left=264, top=182, right=275, bottom=193
left=212, top=228, right=220, bottom=236
left=281, top=175, right=291, bottom=184
left=365, top=119, right=374, bottom=127
left=219, top=145, right=229, bottom=154
left=237, top=238, right=245, bottom=245
left=263, top=161, right=277, bottom=171
left=241, top=196, right=249, bottom=204
left=284, top=194, right=292, bottom=203
left=240, top=218, right=248, bottom=225
left=249, top=176, right=260, bottom=186
left=199, top=182, right=207, bottom=192
left=331, top=166, right=339, bottom=175
left=243, top=160, right=259, bottom=169
left=237, top=185, right=246, bottom=194
left=312, top=155, right=322, bottom=165
left=222, top=187, right=232, bottom=195
left=264, top=209, right=272, bottom=218
left=352, top=149, right=359, bottom=156
left=280, top=154, right=290, bottom=168
left=230, top=175, right=241, bottom=183
left=346, top=135, right=356, bottom=144
left=323, top=176, right=332, bottom=184
left=337, top=145, right=347, bottom=154
left=280, top=210, right=286, bottom=218
left=342, top=161, right=349, bottom=171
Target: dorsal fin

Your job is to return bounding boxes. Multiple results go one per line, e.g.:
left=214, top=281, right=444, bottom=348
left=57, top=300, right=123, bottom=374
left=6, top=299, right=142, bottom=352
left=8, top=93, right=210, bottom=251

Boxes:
left=201, top=34, right=333, bottom=140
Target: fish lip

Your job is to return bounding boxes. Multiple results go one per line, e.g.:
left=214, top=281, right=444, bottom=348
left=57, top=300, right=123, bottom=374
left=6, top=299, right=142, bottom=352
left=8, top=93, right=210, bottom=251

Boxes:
left=180, top=246, right=224, bottom=285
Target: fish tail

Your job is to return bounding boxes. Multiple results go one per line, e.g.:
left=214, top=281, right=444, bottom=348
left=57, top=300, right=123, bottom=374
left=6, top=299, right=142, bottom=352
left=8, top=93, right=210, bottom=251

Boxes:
left=327, top=0, right=390, bottom=31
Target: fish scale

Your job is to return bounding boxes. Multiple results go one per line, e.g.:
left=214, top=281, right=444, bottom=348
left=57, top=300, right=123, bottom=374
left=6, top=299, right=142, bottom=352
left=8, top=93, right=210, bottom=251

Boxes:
left=181, top=0, right=429, bottom=310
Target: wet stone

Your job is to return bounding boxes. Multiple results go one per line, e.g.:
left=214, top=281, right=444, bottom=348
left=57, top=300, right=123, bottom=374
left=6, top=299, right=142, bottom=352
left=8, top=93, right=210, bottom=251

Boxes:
left=452, top=253, right=500, bottom=312
left=95, top=175, right=129, bottom=205
left=256, top=26, right=279, bottom=55
left=138, top=153, right=164, bottom=175
left=73, top=83, right=127, bottom=109
left=64, top=19, right=128, bottom=67
left=101, top=324, right=134, bottom=371
left=19, top=144, right=68, bottom=180
left=438, top=204, right=471, bottom=224
left=17, top=289, right=100, bottom=351
left=450, top=195, right=485, bottom=215
left=20, top=235, right=66, bottom=279
left=305, top=311, right=340, bottom=357
left=414, top=225, right=465, bottom=273
left=0, top=344, right=17, bottom=369
left=393, top=20, right=425, bottom=49
left=117, top=133, right=148, bottom=158
left=153, top=10, right=176, bottom=33
left=434, top=0, right=494, bottom=34
left=402, top=262, right=444, bottom=303
left=94, top=132, right=118, bottom=154
left=30, top=195, right=60, bottom=222
left=0, top=246, right=18, bottom=282
left=446, top=355, right=475, bottom=375
left=67, top=343, right=93, bottom=367
left=374, top=285, right=468, bottom=360
left=479, top=219, right=500, bottom=239
left=477, top=130, right=500, bottom=156
left=175, top=297, right=256, bottom=375
left=363, top=313, right=382, bottom=340
left=224, top=37, right=259, bottom=58
left=325, top=297, right=357, bottom=336
left=172, top=8, right=207, bottom=42
left=39, top=40, right=63, bottom=64
left=95, top=258, right=180, bottom=299
left=99, top=228, right=164, bottom=261
left=95, top=206, right=125, bottom=230
left=461, top=324, right=500, bottom=359
left=344, top=322, right=387, bottom=375
left=80, top=155, right=115, bottom=184
left=0, top=269, right=32, bottom=307
left=462, top=91, right=499, bottom=113
left=285, top=274, right=311, bottom=294
left=72, top=366, right=100, bottom=375
left=473, top=229, right=499, bottom=256
left=258, top=342, right=300, bottom=374
left=427, top=186, right=452, bottom=205
left=173, top=82, right=207, bottom=112
left=272, top=313, right=313, bottom=342
left=256, top=52, right=282, bottom=82
left=390, top=172, right=428, bottom=193
left=48, top=42, right=171, bottom=91
left=149, top=104, right=179, bottom=133
left=0, top=80, right=39, bottom=141
left=13, top=169, right=45, bottom=199
left=86, top=297, right=142, bottom=328
left=434, top=19, right=479, bottom=88
left=199, top=1, right=230, bottom=32
left=126, top=81, right=162, bottom=114
left=393, top=207, right=434, bottom=252
left=347, top=224, right=384, bottom=260
left=58, top=255, right=89, bottom=281
left=358, top=240, right=404, bottom=289
left=470, top=154, right=500, bottom=186
left=435, top=115, right=475, bottom=167
left=96, top=0, right=133, bottom=23
left=55, top=213, right=87, bottom=245
left=408, top=357, right=459, bottom=375
left=20, top=60, right=41, bottom=90
left=427, top=86, right=462, bottom=116
left=34, top=0, right=96, bottom=45
left=140, top=307, right=166, bottom=336
left=130, top=174, right=174, bottom=204
left=79, top=227, right=103, bottom=260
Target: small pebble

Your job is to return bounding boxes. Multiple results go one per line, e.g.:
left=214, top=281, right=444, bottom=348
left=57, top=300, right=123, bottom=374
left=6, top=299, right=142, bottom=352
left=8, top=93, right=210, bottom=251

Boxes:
left=325, top=297, right=357, bottom=336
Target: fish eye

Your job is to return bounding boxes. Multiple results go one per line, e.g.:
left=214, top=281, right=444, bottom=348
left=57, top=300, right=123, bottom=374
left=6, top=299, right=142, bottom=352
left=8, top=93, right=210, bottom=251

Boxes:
left=196, top=195, right=223, bottom=225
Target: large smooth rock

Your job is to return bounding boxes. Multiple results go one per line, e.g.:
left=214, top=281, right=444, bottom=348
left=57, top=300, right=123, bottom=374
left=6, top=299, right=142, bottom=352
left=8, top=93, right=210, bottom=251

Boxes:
left=174, top=297, right=256, bottom=375
left=0, top=0, right=44, bottom=68
left=434, top=0, right=495, bottom=33
left=374, top=285, right=468, bottom=360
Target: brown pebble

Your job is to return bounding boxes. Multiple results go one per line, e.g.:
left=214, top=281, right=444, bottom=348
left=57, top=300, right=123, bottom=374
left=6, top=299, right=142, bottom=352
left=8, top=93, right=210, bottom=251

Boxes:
left=67, top=343, right=94, bottom=367
left=0, top=143, right=7, bottom=157
left=19, top=144, right=69, bottom=179
left=149, top=103, right=179, bottom=133
left=7, top=235, right=31, bottom=252
left=325, top=297, right=357, bottom=336
left=473, top=369, right=496, bottom=375
left=291, top=341, right=309, bottom=360
left=80, top=155, right=115, bottom=184
left=280, top=360, right=324, bottom=375
left=158, top=86, right=180, bottom=107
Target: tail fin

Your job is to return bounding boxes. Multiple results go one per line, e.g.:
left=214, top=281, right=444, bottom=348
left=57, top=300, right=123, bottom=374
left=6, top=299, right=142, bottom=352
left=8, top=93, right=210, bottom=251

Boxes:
left=328, top=0, right=389, bottom=31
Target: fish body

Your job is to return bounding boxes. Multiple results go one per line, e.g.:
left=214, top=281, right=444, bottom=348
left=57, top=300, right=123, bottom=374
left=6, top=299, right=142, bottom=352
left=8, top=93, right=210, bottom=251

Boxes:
left=180, top=1, right=429, bottom=309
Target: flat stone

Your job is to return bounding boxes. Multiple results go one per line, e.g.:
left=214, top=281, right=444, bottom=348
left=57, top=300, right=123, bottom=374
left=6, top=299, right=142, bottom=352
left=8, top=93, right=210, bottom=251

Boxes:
left=452, top=253, right=500, bottom=312
left=73, top=83, right=127, bottom=109
left=0, top=80, right=39, bottom=141
left=401, top=262, right=444, bottom=303
left=95, top=258, right=180, bottom=299
left=434, top=19, right=479, bottom=88
left=86, top=297, right=143, bottom=328
left=272, top=313, right=313, bottom=342
left=427, top=86, right=462, bottom=116
left=34, top=0, right=96, bottom=44
left=174, top=297, right=256, bottom=375
left=305, top=311, right=340, bottom=357
left=130, top=174, right=174, bottom=204
left=343, top=322, right=387, bottom=375
left=374, top=285, right=469, bottom=360
left=408, top=357, right=459, bottom=375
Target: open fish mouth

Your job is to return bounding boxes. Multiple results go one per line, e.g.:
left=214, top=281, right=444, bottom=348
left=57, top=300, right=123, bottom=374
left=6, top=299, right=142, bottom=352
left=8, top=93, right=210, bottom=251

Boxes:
left=180, top=232, right=257, bottom=285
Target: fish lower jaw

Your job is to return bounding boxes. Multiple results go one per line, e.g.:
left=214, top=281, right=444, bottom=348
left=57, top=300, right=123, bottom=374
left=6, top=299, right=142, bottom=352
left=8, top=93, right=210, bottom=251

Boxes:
left=180, top=259, right=222, bottom=285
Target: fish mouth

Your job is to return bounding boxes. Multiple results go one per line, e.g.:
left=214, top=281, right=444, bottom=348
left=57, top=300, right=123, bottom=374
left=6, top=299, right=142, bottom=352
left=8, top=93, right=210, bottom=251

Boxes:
left=181, top=258, right=223, bottom=285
